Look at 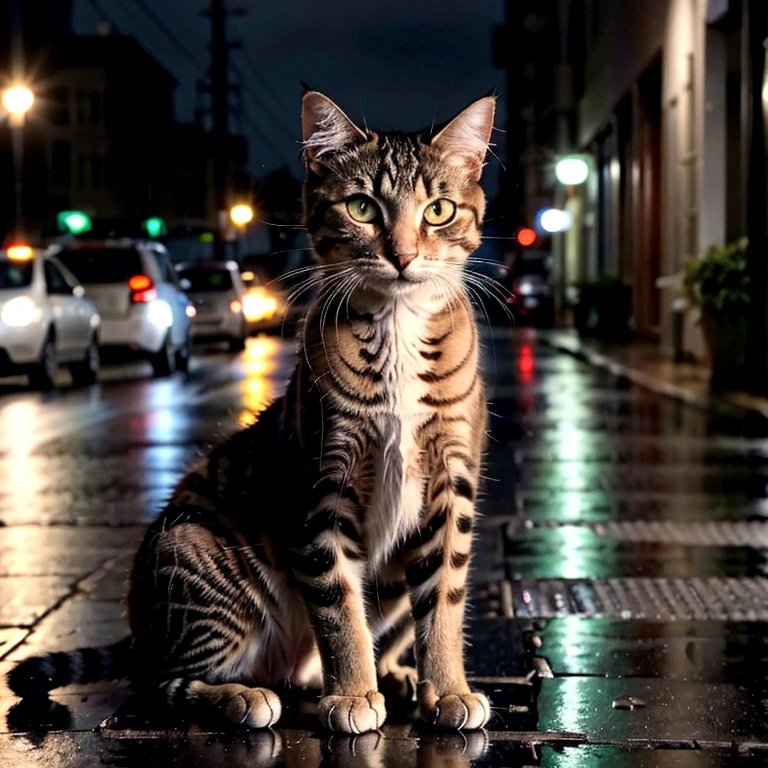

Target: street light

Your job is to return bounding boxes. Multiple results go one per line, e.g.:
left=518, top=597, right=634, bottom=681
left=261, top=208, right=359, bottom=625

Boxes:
left=230, top=204, right=254, bottom=227
left=2, top=84, right=34, bottom=241
left=555, top=156, right=590, bottom=186
left=537, top=207, right=573, bottom=233
left=2, top=85, right=34, bottom=125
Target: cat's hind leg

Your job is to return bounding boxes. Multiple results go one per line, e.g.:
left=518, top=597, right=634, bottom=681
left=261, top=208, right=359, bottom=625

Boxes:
left=160, top=678, right=282, bottom=728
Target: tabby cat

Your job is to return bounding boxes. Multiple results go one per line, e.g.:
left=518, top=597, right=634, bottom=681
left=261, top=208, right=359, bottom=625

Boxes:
left=8, top=90, right=496, bottom=735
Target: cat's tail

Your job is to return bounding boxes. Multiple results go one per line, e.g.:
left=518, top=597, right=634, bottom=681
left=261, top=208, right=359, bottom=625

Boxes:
left=7, top=637, right=133, bottom=698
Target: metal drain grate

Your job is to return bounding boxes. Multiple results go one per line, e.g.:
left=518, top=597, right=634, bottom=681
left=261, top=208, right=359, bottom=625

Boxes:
left=591, top=520, right=768, bottom=547
left=513, top=577, right=768, bottom=620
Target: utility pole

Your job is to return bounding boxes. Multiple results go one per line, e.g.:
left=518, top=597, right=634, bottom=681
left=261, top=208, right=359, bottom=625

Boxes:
left=202, top=0, right=244, bottom=260
left=742, top=0, right=768, bottom=390
left=209, top=0, right=229, bottom=260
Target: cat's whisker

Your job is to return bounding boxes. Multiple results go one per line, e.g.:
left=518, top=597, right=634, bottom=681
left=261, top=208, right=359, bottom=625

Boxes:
left=259, top=220, right=308, bottom=230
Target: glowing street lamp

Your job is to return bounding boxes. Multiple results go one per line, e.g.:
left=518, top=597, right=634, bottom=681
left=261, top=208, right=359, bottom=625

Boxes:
left=230, top=204, right=254, bottom=227
left=2, top=85, right=34, bottom=123
left=537, top=207, right=573, bottom=234
left=555, top=156, right=590, bottom=186
left=3, top=85, right=35, bottom=240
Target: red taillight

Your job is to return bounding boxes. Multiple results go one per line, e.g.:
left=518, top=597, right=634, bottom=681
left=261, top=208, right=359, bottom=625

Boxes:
left=131, top=288, right=158, bottom=303
left=128, top=274, right=156, bottom=303
left=128, top=274, right=153, bottom=292
left=229, top=299, right=243, bottom=314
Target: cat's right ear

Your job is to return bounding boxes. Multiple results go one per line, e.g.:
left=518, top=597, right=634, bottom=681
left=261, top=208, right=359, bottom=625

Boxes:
left=301, top=91, right=367, bottom=168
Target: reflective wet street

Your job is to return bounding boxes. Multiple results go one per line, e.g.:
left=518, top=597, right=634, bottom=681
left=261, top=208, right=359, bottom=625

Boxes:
left=2, top=329, right=768, bottom=766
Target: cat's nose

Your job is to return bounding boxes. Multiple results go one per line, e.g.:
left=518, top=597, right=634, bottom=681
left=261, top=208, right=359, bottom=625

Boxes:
left=397, top=252, right=418, bottom=271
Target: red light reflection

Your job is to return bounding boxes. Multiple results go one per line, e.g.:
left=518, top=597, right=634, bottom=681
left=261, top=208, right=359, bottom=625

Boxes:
left=518, top=343, right=535, bottom=384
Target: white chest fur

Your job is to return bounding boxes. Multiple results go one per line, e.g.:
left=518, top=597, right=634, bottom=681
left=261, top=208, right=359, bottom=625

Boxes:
left=366, top=303, right=434, bottom=565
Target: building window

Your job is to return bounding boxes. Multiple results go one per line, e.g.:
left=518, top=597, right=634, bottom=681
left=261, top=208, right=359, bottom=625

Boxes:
left=48, top=86, right=70, bottom=126
left=77, top=90, right=87, bottom=125
left=51, top=141, right=71, bottom=186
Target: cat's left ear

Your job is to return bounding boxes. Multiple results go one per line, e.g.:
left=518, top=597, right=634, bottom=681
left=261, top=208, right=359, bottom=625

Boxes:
left=431, top=96, right=496, bottom=180
left=302, top=91, right=368, bottom=165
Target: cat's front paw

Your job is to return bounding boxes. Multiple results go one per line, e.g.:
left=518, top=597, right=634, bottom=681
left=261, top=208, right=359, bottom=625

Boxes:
left=318, top=691, right=386, bottom=734
left=418, top=681, right=490, bottom=730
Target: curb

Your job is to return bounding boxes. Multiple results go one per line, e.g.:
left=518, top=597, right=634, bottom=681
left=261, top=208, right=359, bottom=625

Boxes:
left=540, top=332, right=768, bottom=421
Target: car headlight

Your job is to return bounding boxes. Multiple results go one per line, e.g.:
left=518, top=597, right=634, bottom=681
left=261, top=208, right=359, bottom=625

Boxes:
left=1, top=296, right=41, bottom=327
left=243, top=289, right=278, bottom=322
left=517, top=280, right=535, bottom=296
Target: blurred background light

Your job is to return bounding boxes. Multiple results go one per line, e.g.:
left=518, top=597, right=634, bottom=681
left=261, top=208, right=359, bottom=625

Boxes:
left=57, top=210, right=92, bottom=235
left=516, top=227, right=537, bottom=247
left=555, top=156, right=590, bottom=185
left=537, top=207, right=573, bottom=233
left=2, top=85, right=34, bottom=116
left=230, top=204, right=254, bottom=226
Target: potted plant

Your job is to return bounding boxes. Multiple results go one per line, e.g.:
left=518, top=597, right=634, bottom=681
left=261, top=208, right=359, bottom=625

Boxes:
left=682, top=238, right=750, bottom=386
left=569, top=273, right=632, bottom=341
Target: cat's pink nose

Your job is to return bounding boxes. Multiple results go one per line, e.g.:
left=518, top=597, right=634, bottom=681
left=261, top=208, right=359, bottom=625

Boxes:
left=397, top=252, right=417, bottom=270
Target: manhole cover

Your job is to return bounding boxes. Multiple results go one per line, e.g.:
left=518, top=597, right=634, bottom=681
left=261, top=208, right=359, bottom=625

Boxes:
left=513, top=577, right=768, bottom=620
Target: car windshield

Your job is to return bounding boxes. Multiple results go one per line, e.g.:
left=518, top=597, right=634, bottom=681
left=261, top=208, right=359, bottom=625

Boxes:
left=179, top=268, right=233, bottom=292
left=512, top=256, right=551, bottom=279
left=55, top=248, right=143, bottom=284
left=0, top=260, right=33, bottom=289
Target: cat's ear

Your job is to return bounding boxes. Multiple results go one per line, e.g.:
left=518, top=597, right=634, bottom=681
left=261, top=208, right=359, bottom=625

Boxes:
left=431, top=96, right=496, bottom=180
left=302, top=91, right=367, bottom=164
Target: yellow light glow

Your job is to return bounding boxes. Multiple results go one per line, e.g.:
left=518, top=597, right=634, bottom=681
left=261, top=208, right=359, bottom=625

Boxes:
left=243, top=288, right=278, bottom=322
left=6, top=244, right=33, bottom=260
left=2, top=85, right=34, bottom=115
left=241, top=270, right=255, bottom=282
left=230, top=204, right=254, bottom=226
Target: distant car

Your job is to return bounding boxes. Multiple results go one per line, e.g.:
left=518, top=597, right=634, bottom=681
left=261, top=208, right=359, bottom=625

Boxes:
left=0, top=244, right=101, bottom=389
left=177, top=261, right=249, bottom=351
left=503, top=250, right=555, bottom=328
left=53, top=239, right=193, bottom=377
left=239, top=268, right=286, bottom=334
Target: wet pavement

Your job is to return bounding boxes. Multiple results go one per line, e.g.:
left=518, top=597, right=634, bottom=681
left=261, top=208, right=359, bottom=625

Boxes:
left=2, top=328, right=768, bottom=765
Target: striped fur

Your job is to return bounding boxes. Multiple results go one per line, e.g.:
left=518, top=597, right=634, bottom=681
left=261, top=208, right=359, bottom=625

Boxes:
left=8, top=91, right=495, bottom=734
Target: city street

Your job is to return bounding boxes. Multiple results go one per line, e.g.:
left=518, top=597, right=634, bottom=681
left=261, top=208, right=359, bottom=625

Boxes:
left=1, top=329, right=768, bottom=766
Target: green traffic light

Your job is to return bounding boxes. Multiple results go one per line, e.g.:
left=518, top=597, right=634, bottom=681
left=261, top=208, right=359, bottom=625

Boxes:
left=143, top=217, right=166, bottom=238
left=57, top=210, right=92, bottom=234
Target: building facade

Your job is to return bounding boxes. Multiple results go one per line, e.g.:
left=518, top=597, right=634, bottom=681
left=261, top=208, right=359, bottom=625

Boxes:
left=572, top=0, right=746, bottom=356
left=499, top=0, right=768, bottom=365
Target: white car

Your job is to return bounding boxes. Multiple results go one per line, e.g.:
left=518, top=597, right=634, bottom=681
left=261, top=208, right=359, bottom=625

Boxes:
left=0, top=244, right=101, bottom=389
left=54, top=239, right=193, bottom=377
left=177, top=261, right=248, bottom=351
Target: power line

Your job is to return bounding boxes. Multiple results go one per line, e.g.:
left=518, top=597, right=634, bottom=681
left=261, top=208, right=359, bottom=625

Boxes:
left=124, top=0, right=295, bottom=172
left=239, top=103, right=294, bottom=167
left=231, top=50, right=295, bottom=125
left=131, top=0, right=205, bottom=73
left=231, top=62, right=297, bottom=141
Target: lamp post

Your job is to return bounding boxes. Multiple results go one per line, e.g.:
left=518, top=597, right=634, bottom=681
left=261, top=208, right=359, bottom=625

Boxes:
left=230, top=204, right=254, bottom=264
left=2, top=85, right=35, bottom=240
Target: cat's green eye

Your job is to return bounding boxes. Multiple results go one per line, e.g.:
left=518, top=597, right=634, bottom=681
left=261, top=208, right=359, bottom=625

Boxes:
left=424, top=199, right=457, bottom=226
left=346, top=195, right=379, bottom=223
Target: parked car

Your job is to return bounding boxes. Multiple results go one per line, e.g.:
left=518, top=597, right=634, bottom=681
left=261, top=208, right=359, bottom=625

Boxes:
left=176, top=261, right=249, bottom=351
left=0, top=243, right=101, bottom=389
left=53, top=239, right=193, bottom=377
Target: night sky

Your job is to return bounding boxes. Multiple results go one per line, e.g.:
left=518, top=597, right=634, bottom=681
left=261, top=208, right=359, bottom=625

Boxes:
left=73, top=0, right=508, bottom=193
